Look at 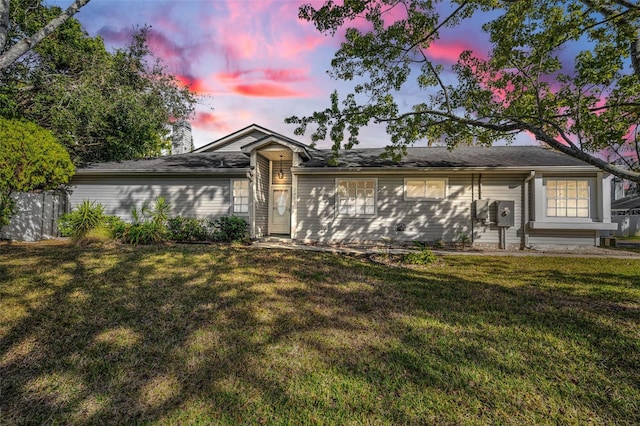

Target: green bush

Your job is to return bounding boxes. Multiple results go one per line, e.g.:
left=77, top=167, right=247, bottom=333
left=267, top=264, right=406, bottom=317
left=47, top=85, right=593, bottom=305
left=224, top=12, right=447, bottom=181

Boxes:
left=404, top=248, right=438, bottom=265
left=58, top=200, right=105, bottom=239
left=211, top=215, right=249, bottom=243
left=146, top=196, right=170, bottom=226
left=115, top=197, right=172, bottom=245
left=0, top=118, right=74, bottom=227
left=120, top=222, right=166, bottom=245
left=105, top=216, right=127, bottom=239
left=167, top=217, right=209, bottom=242
left=57, top=213, right=74, bottom=237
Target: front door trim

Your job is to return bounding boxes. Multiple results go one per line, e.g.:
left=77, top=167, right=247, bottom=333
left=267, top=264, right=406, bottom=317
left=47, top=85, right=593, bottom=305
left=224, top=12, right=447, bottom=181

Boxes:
left=268, top=185, right=291, bottom=235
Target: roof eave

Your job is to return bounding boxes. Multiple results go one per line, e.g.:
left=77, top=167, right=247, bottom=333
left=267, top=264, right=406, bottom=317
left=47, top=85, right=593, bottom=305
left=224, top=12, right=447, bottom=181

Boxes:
left=74, top=168, right=250, bottom=176
left=291, top=165, right=600, bottom=174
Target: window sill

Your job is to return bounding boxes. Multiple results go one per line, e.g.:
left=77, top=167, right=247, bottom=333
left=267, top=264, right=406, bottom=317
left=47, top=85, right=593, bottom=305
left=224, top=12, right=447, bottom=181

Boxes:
left=528, top=221, right=618, bottom=231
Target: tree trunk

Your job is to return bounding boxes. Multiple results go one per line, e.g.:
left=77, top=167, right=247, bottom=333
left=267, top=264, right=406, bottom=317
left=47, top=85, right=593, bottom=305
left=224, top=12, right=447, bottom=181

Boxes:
left=0, top=0, right=9, bottom=52
left=0, top=0, right=91, bottom=70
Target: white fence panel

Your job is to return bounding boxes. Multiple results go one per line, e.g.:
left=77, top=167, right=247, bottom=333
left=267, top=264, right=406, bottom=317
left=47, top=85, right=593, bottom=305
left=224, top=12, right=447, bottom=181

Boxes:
left=611, top=209, right=640, bottom=237
left=0, top=191, right=68, bottom=242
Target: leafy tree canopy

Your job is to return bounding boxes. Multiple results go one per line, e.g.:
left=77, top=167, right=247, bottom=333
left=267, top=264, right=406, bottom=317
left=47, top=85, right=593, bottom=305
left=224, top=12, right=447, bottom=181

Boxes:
left=1, top=0, right=197, bottom=164
left=287, top=0, right=640, bottom=182
left=0, top=117, right=74, bottom=227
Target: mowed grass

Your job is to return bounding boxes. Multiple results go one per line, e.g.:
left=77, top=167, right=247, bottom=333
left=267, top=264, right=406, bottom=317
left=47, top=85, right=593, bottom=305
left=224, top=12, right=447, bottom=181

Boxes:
left=1, top=243, right=639, bottom=425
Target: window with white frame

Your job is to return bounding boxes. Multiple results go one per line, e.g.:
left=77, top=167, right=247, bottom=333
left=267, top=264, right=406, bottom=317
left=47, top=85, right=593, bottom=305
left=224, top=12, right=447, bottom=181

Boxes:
left=336, top=178, right=376, bottom=216
left=232, top=179, right=249, bottom=214
left=546, top=179, right=589, bottom=218
left=404, top=178, right=447, bottom=200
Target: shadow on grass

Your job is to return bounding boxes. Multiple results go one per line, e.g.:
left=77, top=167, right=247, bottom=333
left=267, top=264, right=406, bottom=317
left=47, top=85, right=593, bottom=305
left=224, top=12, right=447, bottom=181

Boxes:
left=0, top=244, right=639, bottom=424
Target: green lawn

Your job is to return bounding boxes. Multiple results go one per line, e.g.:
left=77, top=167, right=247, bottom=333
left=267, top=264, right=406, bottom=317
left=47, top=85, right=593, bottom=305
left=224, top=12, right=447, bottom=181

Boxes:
left=1, top=243, right=639, bottom=424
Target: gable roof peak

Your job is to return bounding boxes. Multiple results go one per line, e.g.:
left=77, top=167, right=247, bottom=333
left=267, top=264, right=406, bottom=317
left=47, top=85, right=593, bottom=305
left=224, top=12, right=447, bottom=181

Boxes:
left=194, top=123, right=301, bottom=153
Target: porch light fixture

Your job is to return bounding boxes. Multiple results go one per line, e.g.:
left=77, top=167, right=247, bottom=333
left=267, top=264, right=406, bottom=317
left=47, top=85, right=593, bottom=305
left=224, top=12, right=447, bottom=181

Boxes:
left=277, top=155, right=284, bottom=179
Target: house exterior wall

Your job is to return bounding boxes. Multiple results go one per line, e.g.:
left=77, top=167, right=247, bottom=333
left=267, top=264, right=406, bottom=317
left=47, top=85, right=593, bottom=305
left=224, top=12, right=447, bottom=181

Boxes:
left=527, top=230, right=598, bottom=246
left=294, top=173, right=476, bottom=243
left=69, top=175, right=233, bottom=222
left=471, top=173, right=524, bottom=247
left=293, top=171, right=609, bottom=247
left=524, top=172, right=615, bottom=247
left=254, top=155, right=270, bottom=237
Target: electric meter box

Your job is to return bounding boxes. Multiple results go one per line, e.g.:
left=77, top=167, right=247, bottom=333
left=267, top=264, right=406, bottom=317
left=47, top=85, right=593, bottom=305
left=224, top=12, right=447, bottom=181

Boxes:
left=495, top=200, right=515, bottom=227
left=474, top=199, right=490, bottom=222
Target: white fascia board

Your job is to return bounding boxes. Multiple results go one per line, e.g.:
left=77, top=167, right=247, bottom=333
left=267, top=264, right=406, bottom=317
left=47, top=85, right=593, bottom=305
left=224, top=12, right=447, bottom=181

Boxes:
left=241, top=137, right=310, bottom=159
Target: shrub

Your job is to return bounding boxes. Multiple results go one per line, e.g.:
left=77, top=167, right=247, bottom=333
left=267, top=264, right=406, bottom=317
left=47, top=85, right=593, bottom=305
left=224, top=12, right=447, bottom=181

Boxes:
left=78, top=226, right=113, bottom=245
left=456, top=232, right=471, bottom=249
left=58, top=200, right=105, bottom=239
left=146, top=196, right=170, bottom=226
left=404, top=247, right=438, bottom=265
left=211, top=215, right=249, bottom=243
left=167, top=217, right=209, bottom=242
left=104, top=216, right=127, bottom=239
left=0, top=118, right=74, bottom=227
left=116, top=197, right=172, bottom=245
left=57, top=213, right=74, bottom=237
left=120, top=222, right=166, bottom=245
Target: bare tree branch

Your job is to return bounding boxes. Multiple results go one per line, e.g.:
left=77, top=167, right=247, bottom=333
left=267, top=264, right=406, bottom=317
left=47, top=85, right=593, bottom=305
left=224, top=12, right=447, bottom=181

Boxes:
left=0, top=0, right=91, bottom=70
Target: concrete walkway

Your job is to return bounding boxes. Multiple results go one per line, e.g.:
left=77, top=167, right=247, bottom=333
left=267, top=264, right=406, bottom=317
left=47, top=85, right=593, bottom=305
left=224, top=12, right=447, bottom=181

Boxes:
left=252, top=241, right=640, bottom=259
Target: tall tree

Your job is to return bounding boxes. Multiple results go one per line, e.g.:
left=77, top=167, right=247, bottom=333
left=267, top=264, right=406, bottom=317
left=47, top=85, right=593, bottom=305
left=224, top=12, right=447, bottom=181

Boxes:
left=287, top=0, right=640, bottom=182
left=0, top=0, right=90, bottom=70
left=1, top=2, right=196, bottom=164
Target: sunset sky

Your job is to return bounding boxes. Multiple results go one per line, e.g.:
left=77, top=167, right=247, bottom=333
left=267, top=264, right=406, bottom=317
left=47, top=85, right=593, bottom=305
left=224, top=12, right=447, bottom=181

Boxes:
left=51, top=0, right=528, bottom=149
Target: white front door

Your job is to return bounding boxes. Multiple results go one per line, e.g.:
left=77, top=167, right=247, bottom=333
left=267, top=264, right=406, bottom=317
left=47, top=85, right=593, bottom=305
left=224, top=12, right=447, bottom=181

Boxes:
left=270, top=187, right=291, bottom=234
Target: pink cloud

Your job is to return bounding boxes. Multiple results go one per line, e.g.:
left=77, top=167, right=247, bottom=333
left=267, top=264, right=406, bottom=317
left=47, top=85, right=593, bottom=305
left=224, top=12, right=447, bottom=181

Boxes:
left=272, top=34, right=328, bottom=58
left=175, top=74, right=215, bottom=94
left=424, top=40, right=481, bottom=63
left=231, top=83, right=304, bottom=97
left=198, top=0, right=328, bottom=64
left=217, top=68, right=308, bottom=83
left=193, top=111, right=233, bottom=132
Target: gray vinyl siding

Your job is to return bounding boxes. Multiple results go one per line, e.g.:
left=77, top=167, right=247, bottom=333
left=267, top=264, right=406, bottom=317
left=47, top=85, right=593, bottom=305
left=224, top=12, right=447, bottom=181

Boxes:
left=69, top=176, right=231, bottom=222
left=294, top=172, right=579, bottom=247
left=527, top=230, right=596, bottom=247
left=212, top=131, right=266, bottom=152
left=294, top=174, right=475, bottom=242
left=471, top=174, right=523, bottom=246
left=254, top=155, right=270, bottom=237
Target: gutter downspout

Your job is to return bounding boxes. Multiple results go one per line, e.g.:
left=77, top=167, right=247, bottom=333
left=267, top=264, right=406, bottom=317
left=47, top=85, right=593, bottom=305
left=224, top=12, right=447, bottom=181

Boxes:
left=471, top=174, right=475, bottom=244
left=522, top=171, right=535, bottom=249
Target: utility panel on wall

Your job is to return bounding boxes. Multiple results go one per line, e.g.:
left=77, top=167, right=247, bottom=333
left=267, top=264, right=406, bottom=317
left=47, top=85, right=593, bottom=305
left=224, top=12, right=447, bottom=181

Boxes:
left=495, top=200, right=515, bottom=227
left=474, top=199, right=490, bottom=223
